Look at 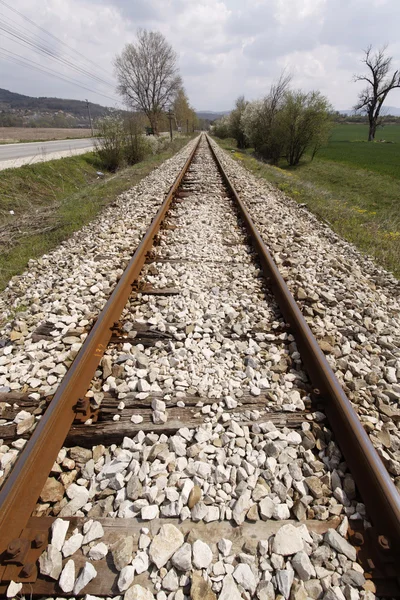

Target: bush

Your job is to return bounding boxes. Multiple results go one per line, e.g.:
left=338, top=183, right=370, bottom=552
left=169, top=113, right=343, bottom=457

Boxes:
left=123, top=114, right=150, bottom=165
left=212, top=115, right=231, bottom=139
left=229, top=96, right=249, bottom=149
left=280, top=91, right=332, bottom=165
left=239, top=75, right=332, bottom=165
left=95, top=116, right=125, bottom=171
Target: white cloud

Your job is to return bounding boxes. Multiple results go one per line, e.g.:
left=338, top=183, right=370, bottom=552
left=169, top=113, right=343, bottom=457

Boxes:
left=1, top=0, right=400, bottom=111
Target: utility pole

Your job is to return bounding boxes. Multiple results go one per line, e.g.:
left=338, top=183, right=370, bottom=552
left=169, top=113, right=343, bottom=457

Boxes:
left=86, top=99, right=94, bottom=137
left=167, top=109, right=174, bottom=141
left=187, top=119, right=189, bottom=135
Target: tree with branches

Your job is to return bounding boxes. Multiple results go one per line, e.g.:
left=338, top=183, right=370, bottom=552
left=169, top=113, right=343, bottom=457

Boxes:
left=114, top=30, right=182, bottom=135
left=354, top=45, right=400, bottom=141
left=173, top=87, right=198, bottom=133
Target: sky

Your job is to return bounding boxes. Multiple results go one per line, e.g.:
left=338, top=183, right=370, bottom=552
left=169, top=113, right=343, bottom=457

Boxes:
left=1, top=0, right=400, bottom=112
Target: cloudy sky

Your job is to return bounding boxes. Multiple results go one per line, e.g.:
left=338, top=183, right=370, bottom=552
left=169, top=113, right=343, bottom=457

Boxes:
left=1, top=0, right=400, bottom=112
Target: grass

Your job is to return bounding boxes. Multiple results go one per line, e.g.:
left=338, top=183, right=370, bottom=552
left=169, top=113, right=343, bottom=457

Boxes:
left=214, top=128, right=400, bottom=278
left=0, top=136, right=193, bottom=290
left=316, top=124, right=400, bottom=180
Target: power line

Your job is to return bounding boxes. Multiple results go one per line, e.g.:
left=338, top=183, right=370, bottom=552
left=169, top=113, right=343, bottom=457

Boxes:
left=0, top=47, right=120, bottom=103
left=0, top=10, right=116, bottom=87
left=0, top=0, right=115, bottom=79
left=0, top=20, right=116, bottom=89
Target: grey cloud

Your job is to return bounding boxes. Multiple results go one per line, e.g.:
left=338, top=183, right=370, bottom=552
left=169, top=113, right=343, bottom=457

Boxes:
left=1, top=0, right=400, bottom=111
left=180, top=52, right=217, bottom=76
left=320, top=0, right=400, bottom=50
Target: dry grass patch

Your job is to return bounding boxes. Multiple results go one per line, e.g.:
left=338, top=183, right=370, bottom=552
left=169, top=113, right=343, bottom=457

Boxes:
left=0, top=128, right=94, bottom=143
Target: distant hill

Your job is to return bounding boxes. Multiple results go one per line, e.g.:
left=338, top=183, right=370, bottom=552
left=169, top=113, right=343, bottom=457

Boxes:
left=0, top=88, right=113, bottom=127
left=196, top=110, right=231, bottom=122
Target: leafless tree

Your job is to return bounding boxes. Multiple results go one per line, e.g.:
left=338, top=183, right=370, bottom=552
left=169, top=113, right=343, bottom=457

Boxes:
left=354, top=45, right=400, bottom=141
left=114, top=30, right=182, bottom=135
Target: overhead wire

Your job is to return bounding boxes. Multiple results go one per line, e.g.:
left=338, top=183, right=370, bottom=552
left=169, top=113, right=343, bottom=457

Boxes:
left=0, top=21, right=116, bottom=89
left=0, top=0, right=120, bottom=103
left=0, top=11, right=116, bottom=88
left=0, top=47, right=120, bottom=103
left=0, top=0, right=115, bottom=78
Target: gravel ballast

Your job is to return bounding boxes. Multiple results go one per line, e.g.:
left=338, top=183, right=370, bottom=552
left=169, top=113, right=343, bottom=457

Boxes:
left=210, top=137, right=400, bottom=488
left=23, top=137, right=377, bottom=600
left=0, top=138, right=199, bottom=487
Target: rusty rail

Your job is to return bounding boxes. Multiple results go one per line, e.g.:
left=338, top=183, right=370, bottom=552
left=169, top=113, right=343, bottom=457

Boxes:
left=206, top=134, right=400, bottom=561
left=0, top=136, right=201, bottom=555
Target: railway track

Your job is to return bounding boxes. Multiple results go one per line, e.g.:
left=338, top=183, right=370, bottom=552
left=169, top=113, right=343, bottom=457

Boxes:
left=0, top=134, right=399, bottom=598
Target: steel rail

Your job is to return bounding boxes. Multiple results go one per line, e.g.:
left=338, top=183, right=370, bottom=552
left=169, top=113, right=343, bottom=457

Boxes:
left=0, top=135, right=202, bottom=555
left=206, top=134, right=400, bottom=558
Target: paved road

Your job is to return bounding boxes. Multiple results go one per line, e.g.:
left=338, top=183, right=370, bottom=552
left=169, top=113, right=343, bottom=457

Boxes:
left=0, top=138, right=96, bottom=170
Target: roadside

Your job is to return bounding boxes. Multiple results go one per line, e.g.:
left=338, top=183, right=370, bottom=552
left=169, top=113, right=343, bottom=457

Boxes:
left=0, top=135, right=194, bottom=290
left=0, top=127, right=94, bottom=144
left=214, top=137, right=400, bottom=278
left=0, top=138, right=96, bottom=171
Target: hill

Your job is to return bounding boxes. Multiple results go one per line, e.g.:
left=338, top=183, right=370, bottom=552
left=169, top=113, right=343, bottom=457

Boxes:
left=0, top=88, right=113, bottom=128
left=196, top=110, right=230, bottom=122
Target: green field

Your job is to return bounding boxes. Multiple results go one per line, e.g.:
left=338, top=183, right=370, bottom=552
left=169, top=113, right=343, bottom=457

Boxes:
left=316, top=124, right=400, bottom=180
left=214, top=124, right=400, bottom=277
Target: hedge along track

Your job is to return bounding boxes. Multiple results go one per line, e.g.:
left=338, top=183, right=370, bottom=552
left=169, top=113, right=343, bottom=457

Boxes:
left=0, top=133, right=398, bottom=596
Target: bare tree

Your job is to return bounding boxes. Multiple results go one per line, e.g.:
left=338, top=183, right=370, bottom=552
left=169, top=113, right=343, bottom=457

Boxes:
left=354, top=45, right=400, bottom=141
left=114, top=30, right=182, bottom=135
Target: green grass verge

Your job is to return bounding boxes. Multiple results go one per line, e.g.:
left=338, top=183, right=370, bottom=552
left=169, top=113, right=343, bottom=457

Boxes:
left=214, top=136, right=400, bottom=278
left=0, top=136, right=193, bottom=290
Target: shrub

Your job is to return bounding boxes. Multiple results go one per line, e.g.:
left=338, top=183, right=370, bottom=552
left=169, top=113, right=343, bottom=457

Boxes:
left=280, top=91, right=332, bottom=165
left=123, top=114, right=150, bottom=165
left=212, top=115, right=231, bottom=139
left=95, top=116, right=125, bottom=171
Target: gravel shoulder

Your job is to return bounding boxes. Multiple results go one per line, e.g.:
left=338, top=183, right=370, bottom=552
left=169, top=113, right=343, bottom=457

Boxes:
left=0, top=137, right=199, bottom=485
left=211, top=137, right=400, bottom=487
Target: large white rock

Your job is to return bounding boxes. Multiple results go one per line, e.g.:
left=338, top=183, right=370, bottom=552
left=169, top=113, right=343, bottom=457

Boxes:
left=276, top=569, right=294, bottom=599
left=192, top=540, right=213, bottom=569
left=219, top=574, right=243, bottom=600
left=6, top=581, right=23, bottom=598
left=59, top=559, right=75, bottom=593
left=118, top=565, right=135, bottom=592
left=125, top=584, right=155, bottom=600
left=51, top=518, right=70, bottom=551
left=132, top=551, right=149, bottom=574
left=218, top=538, right=232, bottom=557
left=292, top=550, right=316, bottom=581
left=172, top=542, right=192, bottom=571
left=232, top=489, right=252, bottom=525
left=141, top=505, right=160, bottom=520
left=73, top=562, right=97, bottom=595
left=272, top=524, right=304, bottom=556
left=259, top=497, right=275, bottom=520
left=62, top=533, right=84, bottom=557
left=324, top=529, right=357, bottom=561
left=89, top=542, right=108, bottom=560
left=233, top=563, right=257, bottom=593
left=149, top=524, right=184, bottom=569
left=39, top=544, right=63, bottom=580
left=82, top=520, right=104, bottom=545
left=162, top=568, right=179, bottom=592
left=60, top=486, right=90, bottom=517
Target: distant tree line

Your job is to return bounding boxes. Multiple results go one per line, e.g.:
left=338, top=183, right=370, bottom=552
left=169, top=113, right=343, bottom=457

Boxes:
left=212, top=74, right=332, bottom=166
